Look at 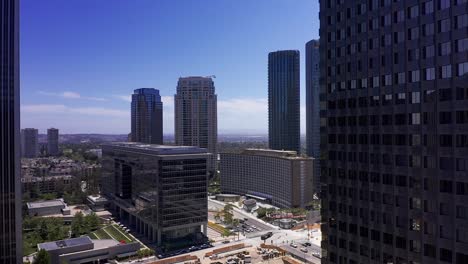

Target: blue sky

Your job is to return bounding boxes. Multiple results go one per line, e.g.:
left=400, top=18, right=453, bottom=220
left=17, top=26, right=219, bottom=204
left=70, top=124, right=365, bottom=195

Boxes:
left=20, top=0, right=319, bottom=134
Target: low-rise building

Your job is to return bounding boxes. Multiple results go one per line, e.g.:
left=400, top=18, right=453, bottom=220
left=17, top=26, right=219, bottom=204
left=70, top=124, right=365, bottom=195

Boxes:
left=87, top=195, right=109, bottom=212
left=220, top=149, right=314, bottom=208
left=27, top=199, right=70, bottom=217
left=37, top=236, right=140, bottom=264
left=21, top=174, right=73, bottom=195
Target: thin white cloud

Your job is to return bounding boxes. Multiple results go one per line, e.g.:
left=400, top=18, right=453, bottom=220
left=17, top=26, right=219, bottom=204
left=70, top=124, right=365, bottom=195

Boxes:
left=114, top=95, right=132, bottom=102
left=22, top=104, right=128, bottom=118
left=38, top=91, right=107, bottom=102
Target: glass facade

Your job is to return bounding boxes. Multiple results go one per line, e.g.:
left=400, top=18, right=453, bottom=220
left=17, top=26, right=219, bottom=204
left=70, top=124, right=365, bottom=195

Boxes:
left=131, top=88, right=163, bottom=144
left=102, top=143, right=208, bottom=245
left=268, top=50, right=301, bottom=153
left=0, top=0, right=22, bottom=261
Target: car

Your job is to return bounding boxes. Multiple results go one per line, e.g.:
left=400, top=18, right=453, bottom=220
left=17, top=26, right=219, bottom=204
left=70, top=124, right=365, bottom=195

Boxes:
left=302, top=242, right=311, bottom=247
left=300, top=247, right=308, bottom=253
left=290, top=243, right=298, bottom=248
left=312, top=251, right=321, bottom=258
left=260, top=231, right=273, bottom=240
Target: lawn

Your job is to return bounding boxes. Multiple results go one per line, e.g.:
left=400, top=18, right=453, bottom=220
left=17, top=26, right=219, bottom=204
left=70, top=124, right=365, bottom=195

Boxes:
left=88, top=232, right=98, bottom=239
left=93, top=228, right=112, bottom=239
left=104, top=225, right=134, bottom=243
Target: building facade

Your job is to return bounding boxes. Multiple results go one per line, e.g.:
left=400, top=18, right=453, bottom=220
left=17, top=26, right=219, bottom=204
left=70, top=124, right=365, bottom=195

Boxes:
left=0, top=0, right=22, bottom=261
left=268, top=50, right=301, bottom=153
left=220, top=149, right=314, bottom=208
left=21, top=128, right=39, bottom=158
left=101, top=142, right=209, bottom=245
left=306, top=39, right=321, bottom=194
left=131, top=88, right=163, bottom=144
left=175, top=76, right=217, bottom=174
left=47, top=128, right=59, bottom=156
left=319, top=1, right=468, bottom=264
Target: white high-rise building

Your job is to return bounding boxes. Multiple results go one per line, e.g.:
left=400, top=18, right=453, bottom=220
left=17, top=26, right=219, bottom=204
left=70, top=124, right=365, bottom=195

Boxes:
left=175, top=76, right=217, bottom=174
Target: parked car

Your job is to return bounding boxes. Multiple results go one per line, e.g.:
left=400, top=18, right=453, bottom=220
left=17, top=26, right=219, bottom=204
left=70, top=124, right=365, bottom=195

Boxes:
left=300, top=247, right=308, bottom=253
left=290, top=243, right=298, bottom=248
left=302, top=242, right=312, bottom=247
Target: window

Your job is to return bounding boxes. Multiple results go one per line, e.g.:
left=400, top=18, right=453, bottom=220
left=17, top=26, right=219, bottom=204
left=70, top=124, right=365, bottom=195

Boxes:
left=440, top=111, right=452, bottom=124
left=440, top=157, right=453, bottom=170
left=458, top=62, right=468, bottom=76
left=410, top=134, right=421, bottom=146
left=396, top=93, right=406, bottom=104
left=439, top=88, right=452, bottom=101
left=457, top=205, right=468, bottom=219
left=423, top=1, right=434, bottom=14
left=440, top=134, right=453, bottom=147
left=411, top=113, right=421, bottom=125
left=440, top=202, right=451, bottom=215
left=408, top=48, right=420, bottom=61
left=373, top=76, right=379, bottom=87
left=410, top=70, right=420, bottom=82
left=440, top=180, right=453, bottom=193
left=424, top=45, right=435, bottom=58
left=457, top=38, right=468, bottom=52
left=439, top=42, right=451, bottom=56
left=440, top=65, right=452, bottom=78
left=383, top=74, right=392, bottom=86
left=456, top=158, right=466, bottom=171
left=456, top=14, right=468, bottom=29
left=440, top=248, right=453, bottom=263
left=408, top=5, right=419, bottom=18
left=457, top=182, right=468, bottom=195
left=425, top=67, right=436, bottom=80
left=439, top=0, right=450, bottom=9
left=423, top=23, right=435, bottom=36
left=439, top=18, right=451, bottom=33
left=408, top=27, right=419, bottom=40
left=396, top=72, right=406, bottom=84
left=411, top=92, right=421, bottom=104
left=395, top=10, right=405, bottom=23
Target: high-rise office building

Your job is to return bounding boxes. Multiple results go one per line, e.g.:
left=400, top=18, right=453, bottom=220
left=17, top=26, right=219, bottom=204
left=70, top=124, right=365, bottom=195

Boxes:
left=47, top=128, right=59, bottom=156
left=306, top=39, right=321, bottom=194
left=131, top=88, right=163, bottom=145
left=268, top=50, right=300, bottom=153
left=175, top=76, right=217, bottom=174
left=0, top=0, right=22, bottom=261
left=21, top=128, right=39, bottom=158
left=220, top=149, right=314, bottom=208
left=101, top=142, right=209, bottom=245
left=320, top=1, right=468, bottom=264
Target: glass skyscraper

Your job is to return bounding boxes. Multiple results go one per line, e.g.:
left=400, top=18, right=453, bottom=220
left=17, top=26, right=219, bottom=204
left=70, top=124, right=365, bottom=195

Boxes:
left=268, top=50, right=300, bottom=153
left=306, top=39, right=321, bottom=194
left=320, top=1, right=468, bottom=263
left=0, top=0, right=22, bottom=261
left=131, top=88, right=163, bottom=145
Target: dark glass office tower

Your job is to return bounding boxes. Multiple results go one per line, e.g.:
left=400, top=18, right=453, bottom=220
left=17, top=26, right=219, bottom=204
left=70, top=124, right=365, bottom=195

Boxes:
left=320, top=1, right=468, bottom=264
left=306, top=40, right=321, bottom=194
left=131, top=88, right=163, bottom=144
left=0, top=0, right=22, bottom=261
left=268, top=50, right=300, bottom=153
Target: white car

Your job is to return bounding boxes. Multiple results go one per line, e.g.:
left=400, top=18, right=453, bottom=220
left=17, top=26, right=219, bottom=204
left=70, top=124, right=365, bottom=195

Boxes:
left=290, top=243, right=298, bottom=248
left=300, top=247, right=308, bottom=253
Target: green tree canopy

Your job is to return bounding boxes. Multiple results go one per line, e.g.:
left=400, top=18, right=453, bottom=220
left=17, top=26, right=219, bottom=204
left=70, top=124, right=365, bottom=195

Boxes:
left=33, top=249, right=51, bottom=264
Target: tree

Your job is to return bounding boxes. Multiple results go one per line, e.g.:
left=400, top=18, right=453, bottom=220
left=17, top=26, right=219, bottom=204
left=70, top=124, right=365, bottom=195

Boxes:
left=71, top=212, right=85, bottom=236
left=214, top=212, right=222, bottom=223
left=84, top=212, right=100, bottom=231
left=223, top=204, right=234, bottom=225
left=33, top=249, right=51, bottom=264
left=38, top=220, right=49, bottom=241
left=221, top=229, right=232, bottom=242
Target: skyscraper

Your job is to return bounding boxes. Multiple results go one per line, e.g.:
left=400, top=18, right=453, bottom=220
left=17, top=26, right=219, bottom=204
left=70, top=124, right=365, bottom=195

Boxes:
left=268, top=50, right=300, bottom=153
left=306, top=40, right=321, bottom=194
left=320, top=1, right=468, bottom=264
left=175, top=76, right=217, bottom=174
left=21, top=128, right=39, bottom=158
left=47, top=128, right=59, bottom=156
left=131, top=88, right=163, bottom=145
left=0, top=0, right=22, bottom=261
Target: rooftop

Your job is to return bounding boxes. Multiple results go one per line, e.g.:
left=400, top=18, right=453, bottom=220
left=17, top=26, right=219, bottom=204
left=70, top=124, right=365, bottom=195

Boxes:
left=102, top=142, right=209, bottom=155
left=38, top=236, right=93, bottom=251
left=27, top=199, right=66, bottom=209
left=224, top=149, right=313, bottom=160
